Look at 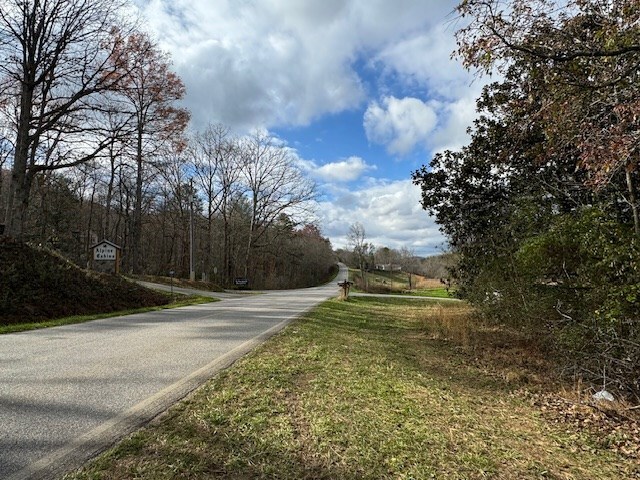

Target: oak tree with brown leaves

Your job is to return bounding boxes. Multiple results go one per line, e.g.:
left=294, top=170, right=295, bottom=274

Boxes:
left=115, top=32, right=189, bottom=273
left=456, top=0, right=640, bottom=233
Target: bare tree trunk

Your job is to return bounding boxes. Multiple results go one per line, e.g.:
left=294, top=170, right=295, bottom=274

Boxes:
left=131, top=128, right=144, bottom=273
left=243, top=199, right=257, bottom=278
left=86, top=181, right=97, bottom=252
left=5, top=80, right=34, bottom=239
left=0, top=152, right=7, bottom=222
left=203, top=202, right=212, bottom=281
left=224, top=225, right=230, bottom=285
left=626, top=168, right=639, bottom=237
left=104, top=149, right=118, bottom=239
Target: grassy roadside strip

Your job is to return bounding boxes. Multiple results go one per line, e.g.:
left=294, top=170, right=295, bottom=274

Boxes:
left=397, top=287, right=453, bottom=298
left=0, top=295, right=217, bottom=335
left=65, top=297, right=636, bottom=479
left=353, top=287, right=455, bottom=299
left=129, top=274, right=225, bottom=292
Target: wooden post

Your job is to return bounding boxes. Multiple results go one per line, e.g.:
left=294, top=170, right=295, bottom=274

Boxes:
left=338, top=281, right=353, bottom=300
left=115, top=248, right=121, bottom=274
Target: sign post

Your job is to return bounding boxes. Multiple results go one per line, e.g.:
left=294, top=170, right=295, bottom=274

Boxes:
left=234, top=277, right=249, bottom=288
left=90, top=240, right=122, bottom=274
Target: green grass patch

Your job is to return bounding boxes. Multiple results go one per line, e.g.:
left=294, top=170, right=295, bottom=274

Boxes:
left=0, top=295, right=216, bottom=335
left=66, top=297, right=636, bottom=480
left=398, top=287, right=454, bottom=298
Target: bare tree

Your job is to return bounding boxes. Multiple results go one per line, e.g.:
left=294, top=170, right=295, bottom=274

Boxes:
left=348, top=221, right=372, bottom=290
left=192, top=124, right=238, bottom=280
left=191, top=127, right=245, bottom=286
left=0, top=0, right=137, bottom=239
left=399, top=246, right=417, bottom=290
left=375, top=246, right=401, bottom=270
left=155, top=151, right=192, bottom=277
left=239, top=131, right=315, bottom=278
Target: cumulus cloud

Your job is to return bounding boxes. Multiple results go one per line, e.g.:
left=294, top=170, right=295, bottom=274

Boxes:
left=315, top=180, right=446, bottom=256
left=134, top=0, right=353, bottom=129
left=134, top=0, right=461, bottom=131
left=363, top=96, right=438, bottom=155
left=296, top=155, right=376, bottom=183
left=372, top=22, right=493, bottom=156
left=374, top=22, right=472, bottom=100
left=314, top=156, right=376, bottom=183
left=429, top=93, right=479, bottom=153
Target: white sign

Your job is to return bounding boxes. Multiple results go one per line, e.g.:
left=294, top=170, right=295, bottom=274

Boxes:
left=94, top=243, right=117, bottom=261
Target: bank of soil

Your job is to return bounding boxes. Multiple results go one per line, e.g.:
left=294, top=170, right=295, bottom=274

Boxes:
left=0, top=239, right=169, bottom=325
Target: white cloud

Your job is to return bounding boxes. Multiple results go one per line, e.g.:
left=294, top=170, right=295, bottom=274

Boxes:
left=314, top=156, right=376, bottom=183
left=374, top=22, right=472, bottom=100
left=134, top=0, right=363, bottom=130
left=315, top=180, right=446, bottom=256
left=430, top=93, right=479, bottom=153
left=372, top=22, right=493, bottom=156
left=364, top=96, right=438, bottom=155
left=296, top=155, right=375, bottom=183
left=134, top=0, right=462, bottom=131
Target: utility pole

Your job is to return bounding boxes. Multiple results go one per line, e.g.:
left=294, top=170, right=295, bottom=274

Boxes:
left=189, top=178, right=195, bottom=281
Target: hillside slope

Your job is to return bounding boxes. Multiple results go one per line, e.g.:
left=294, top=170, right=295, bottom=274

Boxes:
left=0, top=239, right=169, bottom=325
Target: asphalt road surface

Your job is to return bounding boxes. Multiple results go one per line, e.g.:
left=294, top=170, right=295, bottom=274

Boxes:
left=0, top=264, right=347, bottom=480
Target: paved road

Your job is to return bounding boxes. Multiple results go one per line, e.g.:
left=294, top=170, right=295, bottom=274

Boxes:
left=133, top=280, right=253, bottom=299
left=0, top=265, right=347, bottom=480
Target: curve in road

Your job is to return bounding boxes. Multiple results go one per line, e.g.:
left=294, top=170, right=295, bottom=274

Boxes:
left=0, top=264, right=348, bottom=480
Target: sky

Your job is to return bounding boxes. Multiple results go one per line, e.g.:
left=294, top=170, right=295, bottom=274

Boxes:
left=132, top=0, right=485, bottom=256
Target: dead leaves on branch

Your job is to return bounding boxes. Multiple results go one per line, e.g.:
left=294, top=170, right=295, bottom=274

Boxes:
left=455, top=0, right=640, bottom=186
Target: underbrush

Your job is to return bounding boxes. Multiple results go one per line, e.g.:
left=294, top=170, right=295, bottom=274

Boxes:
left=413, top=303, right=640, bottom=462
left=0, top=239, right=170, bottom=325
left=410, top=303, right=553, bottom=386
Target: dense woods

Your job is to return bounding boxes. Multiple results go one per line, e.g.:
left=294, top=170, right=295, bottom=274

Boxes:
left=0, top=0, right=334, bottom=290
left=414, top=0, right=640, bottom=397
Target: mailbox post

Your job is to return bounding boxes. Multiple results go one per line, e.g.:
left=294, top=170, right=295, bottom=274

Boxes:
left=337, top=280, right=353, bottom=300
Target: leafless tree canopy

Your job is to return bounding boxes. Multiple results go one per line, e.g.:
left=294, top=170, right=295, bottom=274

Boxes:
left=0, top=0, right=136, bottom=237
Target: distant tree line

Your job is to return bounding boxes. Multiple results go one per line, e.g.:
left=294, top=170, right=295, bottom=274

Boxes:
left=336, top=222, right=453, bottom=292
left=413, top=0, right=640, bottom=398
left=0, top=0, right=334, bottom=289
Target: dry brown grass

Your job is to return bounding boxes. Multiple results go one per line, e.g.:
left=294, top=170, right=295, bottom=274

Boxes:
left=413, top=276, right=444, bottom=289
left=406, top=301, right=640, bottom=466
left=419, top=303, right=474, bottom=345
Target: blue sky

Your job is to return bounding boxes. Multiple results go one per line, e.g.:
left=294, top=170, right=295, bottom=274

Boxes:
left=134, top=0, right=486, bottom=256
